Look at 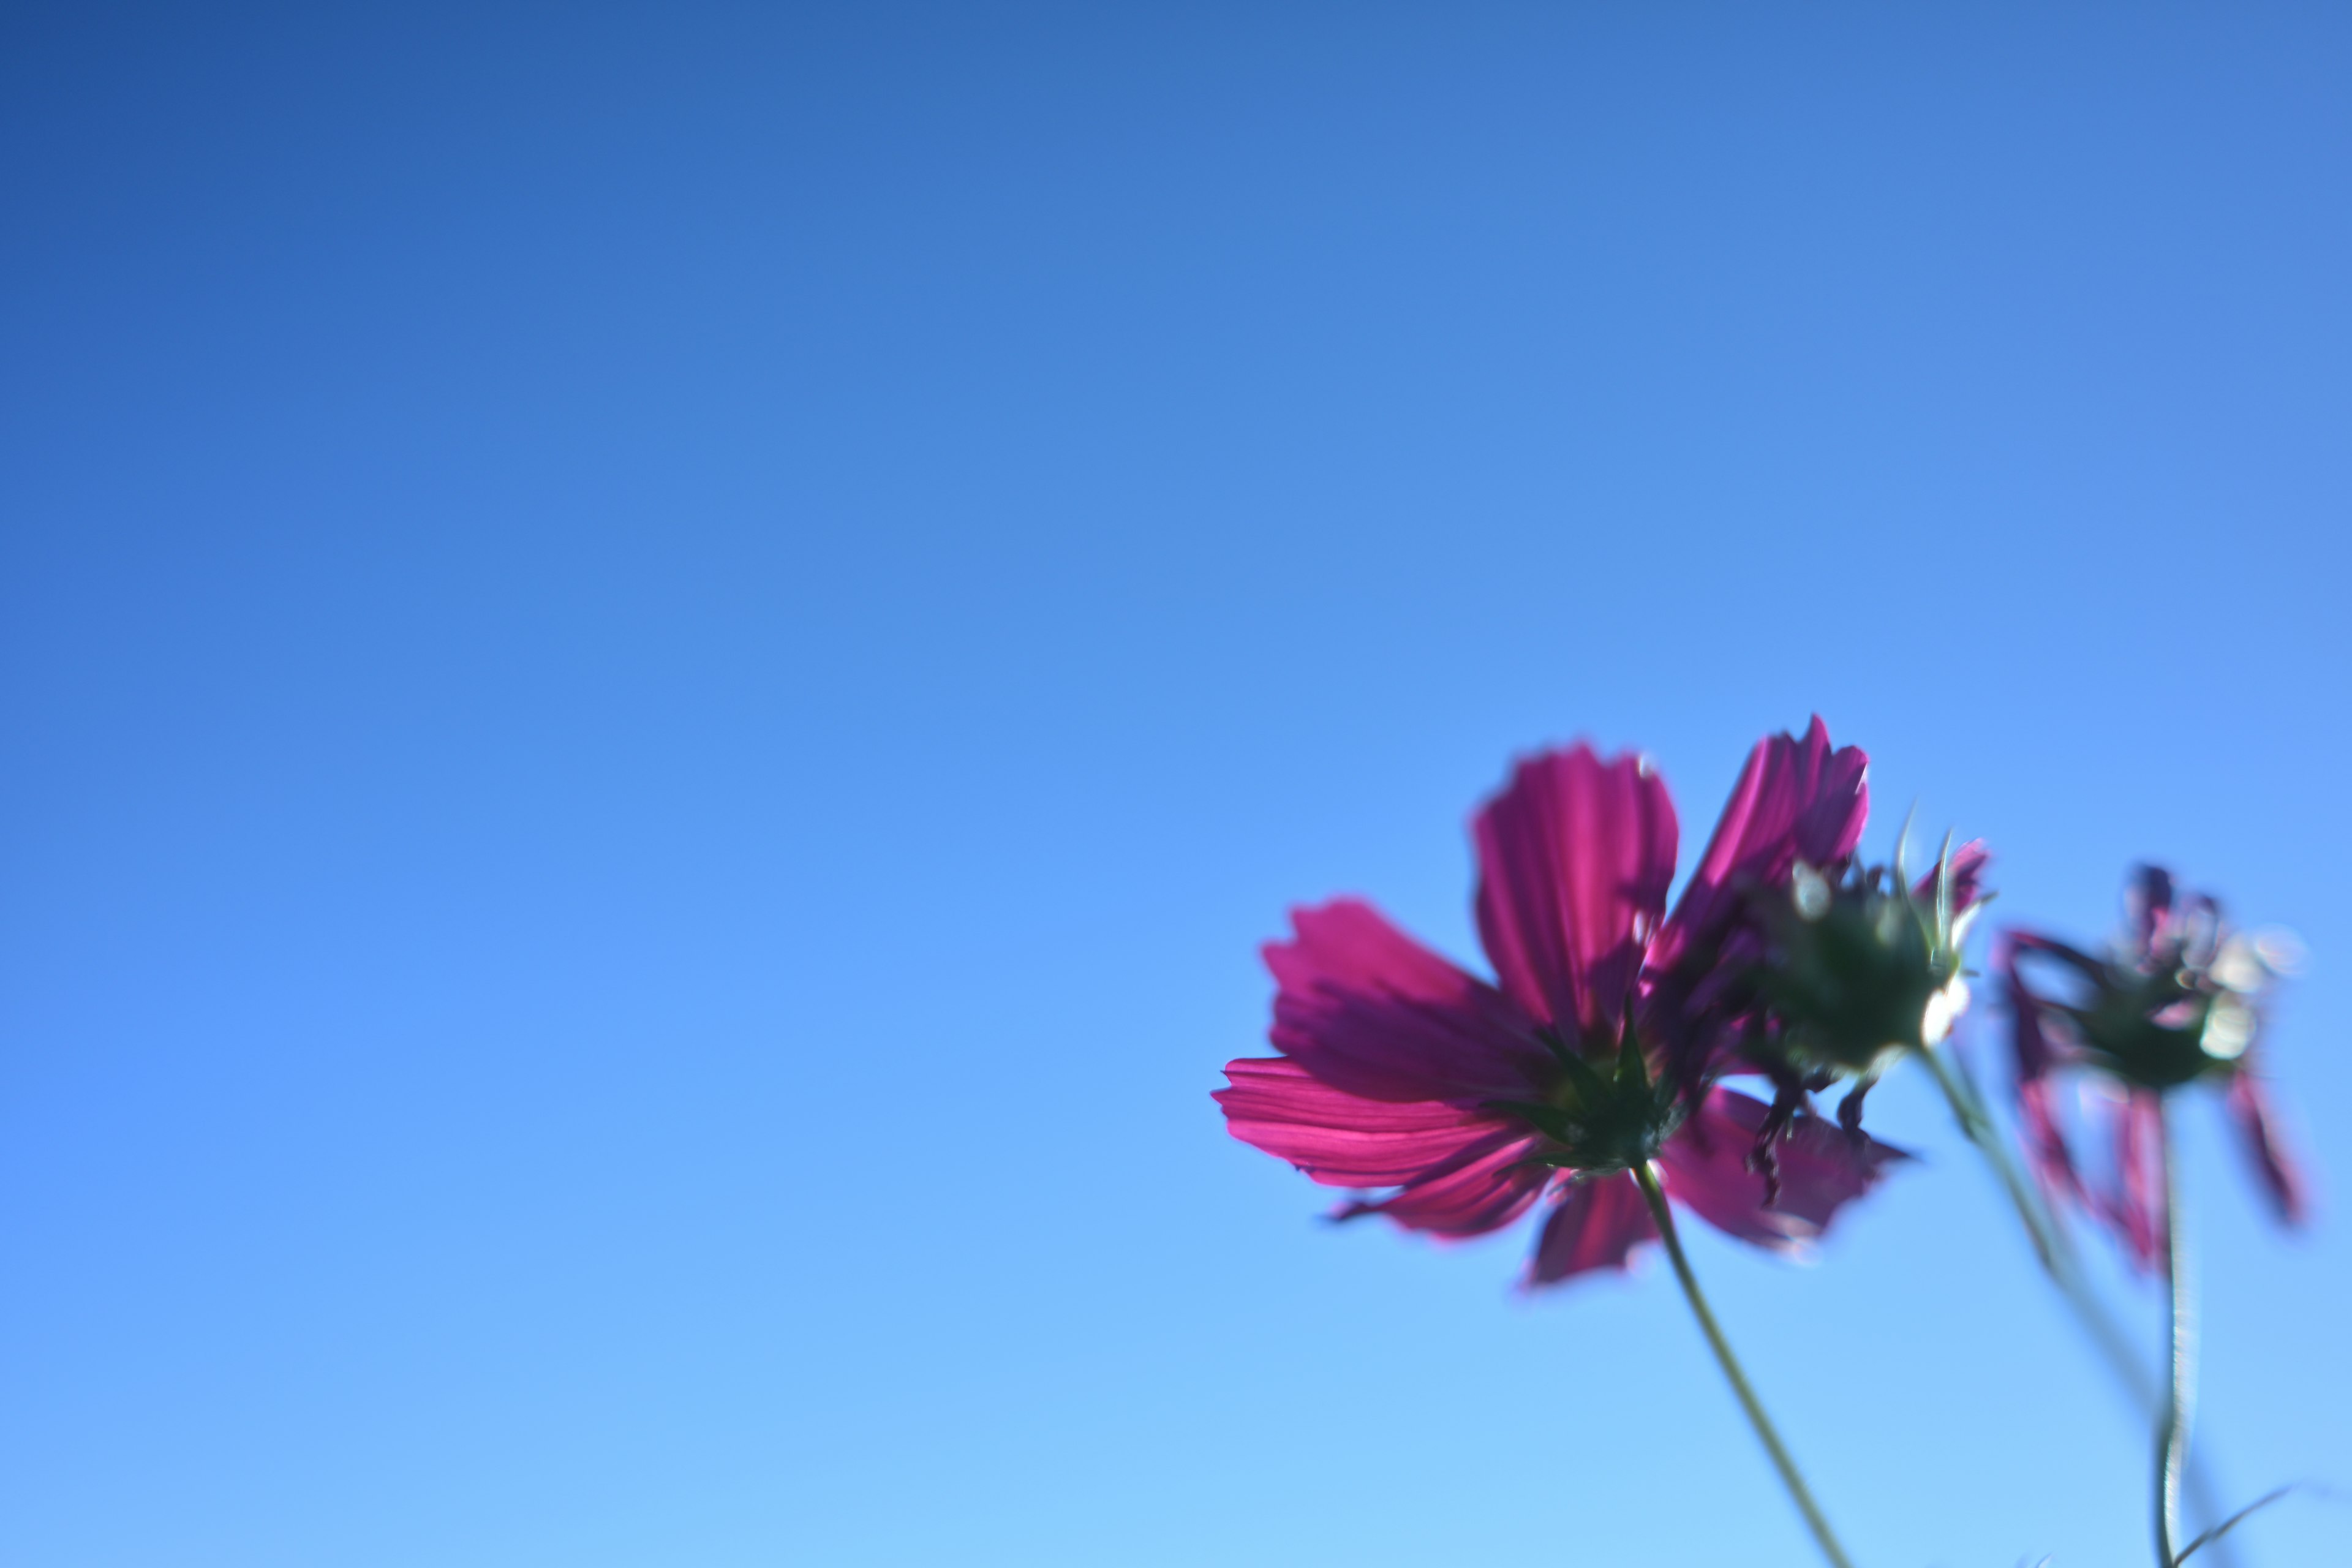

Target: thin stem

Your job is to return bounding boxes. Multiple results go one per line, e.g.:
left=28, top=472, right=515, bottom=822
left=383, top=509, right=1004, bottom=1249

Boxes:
left=1918, top=1044, right=2068, bottom=1272
left=1632, top=1161, right=1856, bottom=1568
left=1917, top=1047, right=2238, bottom=1566
left=2155, top=1100, right=2196, bottom=1567
left=1919, top=1046, right=2146, bottom=1404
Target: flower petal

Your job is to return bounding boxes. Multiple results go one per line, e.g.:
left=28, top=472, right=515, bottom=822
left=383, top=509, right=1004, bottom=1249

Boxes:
left=1759, top=1104, right=1912, bottom=1235
left=1657, top=1088, right=1905, bottom=1251
left=1472, top=745, right=1677, bottom=1041
left=1651, top=717, right=1868, bottom=979
left=2103, top=1089, right=2169, bottom=1273
left=2226, top=1072, right=2309, bottom=1225
left=1263, top=899, right=1551, bottom=1103
left=1216, top=1059, right=1549, bottom=1238
left=1525, top=1172, right=1655, bottom=1284
left=1913, top=840, right=1991, bottom=915
left=1336, top=1134, right=1555, bottom=1238
left=1215, top=1057, right=1507, bottom=1188
left=2127, top=864, right=2177, bottom=958
left=2016, top=1076, right=2084, bottom=1212
left=2002, top=934, right=2062, bottom=1082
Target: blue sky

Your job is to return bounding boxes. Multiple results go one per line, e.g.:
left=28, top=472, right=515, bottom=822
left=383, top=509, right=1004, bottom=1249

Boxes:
left=4, top=5, right=2349, bottom=1564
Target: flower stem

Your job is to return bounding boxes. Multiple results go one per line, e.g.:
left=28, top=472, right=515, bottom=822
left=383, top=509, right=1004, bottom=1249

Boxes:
left=2155, top=1100, right=2196, bottom=1567
left=1917, top=1046, right=2238, bottom=1566
left=1918, top=1043, right=2068, bottom=1272
left=1633, top=1161, right=1856, bottom=1568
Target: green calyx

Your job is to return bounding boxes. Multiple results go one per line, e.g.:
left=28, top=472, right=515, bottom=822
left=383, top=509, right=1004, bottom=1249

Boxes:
left=1757, top=830, right=1986, bottom=1079
left=2060, top=942, right=2265, bottom=1092
left=1491, top=1018, right=1685, bottom=1174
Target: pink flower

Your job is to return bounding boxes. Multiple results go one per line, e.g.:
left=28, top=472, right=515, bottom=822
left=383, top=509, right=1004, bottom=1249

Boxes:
left=2004, top=865, right=2310, bottom=1272
left=1215, top=722, right=1905, bottom=1287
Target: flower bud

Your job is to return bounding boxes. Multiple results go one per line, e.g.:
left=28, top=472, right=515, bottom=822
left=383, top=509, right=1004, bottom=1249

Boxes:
left=1754, top=842, right=1983, bottom=1082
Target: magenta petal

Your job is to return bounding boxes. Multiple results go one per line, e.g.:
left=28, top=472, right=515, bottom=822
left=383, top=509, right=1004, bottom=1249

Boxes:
left=1913, top=839, right=1991, bottom=914
left=1758, top=1104, right=1911, bottom=1234
left=2127, top=864, right=2178, bottom=956
left=1337, top=1135, right=1555, bottom=1238
left=1215, top=1057, right=1508, bottom=1188
left=1653, top=717, right=1869, bottom=976
left=2105, top=1090, right=2169, bottom=1273
left=2016, top=1077, right=2083, bottom=1210
left=1472, top=745, right=1677, bottom=1039
left=2226, top=1073, right=2310, bottom=1225
left=2002, top=935, right=2061, bottom=1081
left=1658, top=1089, right=1905, bottom=1250
left=1525, top=1172, right=1656, bottom=1284
left=1264, top=899, right=1551, bottom=1102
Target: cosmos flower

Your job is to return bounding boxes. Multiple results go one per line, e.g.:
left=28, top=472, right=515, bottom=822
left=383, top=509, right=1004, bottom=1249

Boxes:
left=1215, top=723, right=1904, bottom=1287
left=2004, top=865, right=2309, bottom=1270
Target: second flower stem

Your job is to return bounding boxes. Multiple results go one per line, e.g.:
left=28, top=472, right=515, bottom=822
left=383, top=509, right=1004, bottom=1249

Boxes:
left=1918, top=1046, right=2234, bottom=1566
left=2155, top=1100, right=2195, bottom=1567
left=1634, top=1161, right=1856, bottom=1568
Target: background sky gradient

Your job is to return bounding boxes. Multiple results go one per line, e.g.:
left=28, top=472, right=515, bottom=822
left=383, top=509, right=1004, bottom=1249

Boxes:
left=5, top=6, right=2350, bottom=1565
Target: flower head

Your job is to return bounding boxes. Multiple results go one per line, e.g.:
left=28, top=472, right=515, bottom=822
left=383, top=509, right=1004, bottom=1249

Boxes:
left=2003, top=864, right=2309, bottom=1270
left=1740, top=835, right=1992, bottom=1139
left=1215, top=722, right=1905, bottom=1288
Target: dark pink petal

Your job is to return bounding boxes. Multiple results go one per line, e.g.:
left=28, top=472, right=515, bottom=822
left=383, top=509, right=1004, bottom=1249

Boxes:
left=1525, top=1172, right=1656, bottom=1284
left=2016, top=1077, right=2084, bottom=1210
left=1472, top=745, right=1677, bottom=1040
left=1215, top=1057, right=1508, bottom=1188
left=1651, top=717, right=1869, bottom=978
left=2226, top=1073, right=2309, bottom=1225
left=1913, top=840, right=1991, bottom=915
left=1654, top=1107, right=1798, bottom=1250
left=2103, top=1089, right=2169, bottom=1273
left=2126, top=864, right=2177, bottom=959
left=2002, top=936, right=2056, bottom=1081
left=1264, top=900, right=1551, bottom=1103
left=1764, top=1106, right=1912, bottom=1234
left=1336, top=1135, right=1554, bottom=1238
left=1657, top=1088, right=1905, bottom=1251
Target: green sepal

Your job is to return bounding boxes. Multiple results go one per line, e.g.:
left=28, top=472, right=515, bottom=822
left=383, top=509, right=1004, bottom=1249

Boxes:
left=1485, top=1099, right=1577, bottom=1144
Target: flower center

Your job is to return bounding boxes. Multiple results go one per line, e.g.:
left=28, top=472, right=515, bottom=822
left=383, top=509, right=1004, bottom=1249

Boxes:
left=1493, top=1023, right=1686, bottom=1174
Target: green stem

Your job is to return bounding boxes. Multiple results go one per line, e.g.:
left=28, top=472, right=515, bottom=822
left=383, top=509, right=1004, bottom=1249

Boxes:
left=1632, top=1161, right=1856, bottom=1568
left=1918, top=1044, right=2068, bottom=1272
left=1917, top=1047, right=2237, bottom=1566
left=2155, top=1099, right=2195, bottom=1567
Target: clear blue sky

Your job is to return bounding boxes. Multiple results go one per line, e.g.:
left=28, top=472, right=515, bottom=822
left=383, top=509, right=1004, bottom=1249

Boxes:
left=4, top=6, right=2348, bottom=1565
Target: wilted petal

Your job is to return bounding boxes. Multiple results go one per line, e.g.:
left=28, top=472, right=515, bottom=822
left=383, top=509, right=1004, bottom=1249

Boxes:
left=2003, top=931, right=2107, bottom=1079
left=1264, top=900, right=1551, bottom=1102
left=2226, top=1072, right=2309, bottom=1224
left=2105, top=1089, right=2169, bottom=1273
left=2016, top=1077, right=2083, bottom=1210
left=2126, top=864, right=2178, bottom=959
left=2002, top=936, right=2057, bottom=1081
left=1657, top=1088, right=1904, bottom=1251
left=1652, top=717, right=1869, bottom=979
left=1473, top=745, right=1677, bottom=1041
left=1525, top=1172, right=1655, bottom=1284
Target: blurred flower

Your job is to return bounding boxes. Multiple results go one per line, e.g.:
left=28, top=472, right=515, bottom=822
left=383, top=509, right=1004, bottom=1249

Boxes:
left=1215, top=726, right=1905, bottom=1288
left=2003, top=865, right=2308, bottom=1270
